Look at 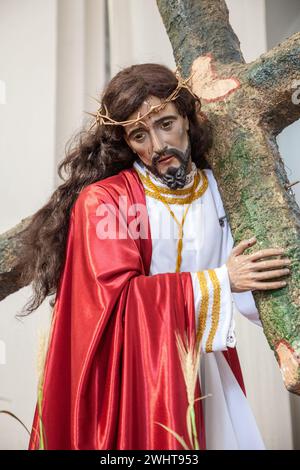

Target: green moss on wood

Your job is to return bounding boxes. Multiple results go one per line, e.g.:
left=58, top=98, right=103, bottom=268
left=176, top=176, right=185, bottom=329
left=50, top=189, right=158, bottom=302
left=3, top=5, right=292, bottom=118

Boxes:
left=247, top=46, right=300, bottom=88
left=214, top=130, right=300, bottom=356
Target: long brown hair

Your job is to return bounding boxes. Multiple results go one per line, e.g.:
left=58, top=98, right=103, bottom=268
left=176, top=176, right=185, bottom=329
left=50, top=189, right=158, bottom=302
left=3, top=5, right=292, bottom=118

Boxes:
left=20, top=63, right=212, bottom=315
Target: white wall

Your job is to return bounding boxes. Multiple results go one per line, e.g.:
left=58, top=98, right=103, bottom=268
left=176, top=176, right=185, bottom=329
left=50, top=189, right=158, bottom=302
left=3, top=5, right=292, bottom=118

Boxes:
left=108, top=0, right=175, bottom=75
left=0, top=0, right=57, bottom=232
left=55, top=0, right=106, bottom=178
left=226, top=0, right=267, bottom=61
left=0, top=0, right=57, bottom=449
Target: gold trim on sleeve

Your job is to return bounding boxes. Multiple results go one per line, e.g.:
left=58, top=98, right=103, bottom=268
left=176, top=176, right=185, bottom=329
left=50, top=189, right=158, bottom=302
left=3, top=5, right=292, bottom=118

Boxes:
left=196, top=271, right=209, bottom=351
left=205, top=269, right=221, bottom=353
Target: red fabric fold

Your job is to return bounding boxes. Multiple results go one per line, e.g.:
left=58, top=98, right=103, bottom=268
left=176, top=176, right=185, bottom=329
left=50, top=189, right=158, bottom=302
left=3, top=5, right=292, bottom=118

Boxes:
left=28, top=168, right=243, bottom=450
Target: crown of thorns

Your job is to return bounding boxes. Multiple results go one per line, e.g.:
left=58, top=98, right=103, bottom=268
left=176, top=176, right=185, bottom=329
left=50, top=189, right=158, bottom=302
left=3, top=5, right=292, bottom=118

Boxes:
left=86, top=68, right=200, bottom=131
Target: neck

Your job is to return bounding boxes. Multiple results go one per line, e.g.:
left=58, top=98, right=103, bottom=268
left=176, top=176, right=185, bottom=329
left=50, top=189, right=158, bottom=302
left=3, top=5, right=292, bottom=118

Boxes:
left=186, top=157, right=192, bottom=173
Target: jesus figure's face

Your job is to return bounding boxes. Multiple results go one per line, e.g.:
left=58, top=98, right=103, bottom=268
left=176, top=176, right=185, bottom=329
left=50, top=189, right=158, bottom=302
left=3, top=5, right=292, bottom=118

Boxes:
left=124, top=95, right=192, bottom=189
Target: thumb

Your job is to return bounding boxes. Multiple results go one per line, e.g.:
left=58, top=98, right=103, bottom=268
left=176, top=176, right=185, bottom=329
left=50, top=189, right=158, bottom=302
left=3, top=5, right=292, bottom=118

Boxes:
left=231, top=237, right=257, bottom=257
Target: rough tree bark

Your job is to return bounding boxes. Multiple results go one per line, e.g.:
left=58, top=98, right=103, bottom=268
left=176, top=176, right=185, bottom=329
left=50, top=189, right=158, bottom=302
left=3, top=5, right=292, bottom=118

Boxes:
left=157, top=0, right=300, bottom=394
left=0, top=217, right=31, bottom=301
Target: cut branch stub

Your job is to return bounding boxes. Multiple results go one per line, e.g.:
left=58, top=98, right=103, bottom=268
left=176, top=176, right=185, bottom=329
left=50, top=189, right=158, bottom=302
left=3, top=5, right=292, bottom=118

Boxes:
left=245, top=32, right=300, bottom=135
left=0, top=217, right=32, bottom=301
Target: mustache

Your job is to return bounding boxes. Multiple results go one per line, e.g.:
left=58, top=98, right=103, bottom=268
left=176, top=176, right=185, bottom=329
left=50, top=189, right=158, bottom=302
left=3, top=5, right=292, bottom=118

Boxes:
left=152, top=147, right=185, bottom=165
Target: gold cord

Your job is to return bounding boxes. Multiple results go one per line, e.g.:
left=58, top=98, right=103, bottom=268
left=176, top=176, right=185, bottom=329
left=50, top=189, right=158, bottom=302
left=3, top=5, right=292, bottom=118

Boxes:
left=137, top=170, right=200, bottom=196
left=135, top=168, right=208, bottom=205
left=195, top=271, right=209, bottom=351
left=205, top=270, right=221, bottom=353
left=136, top=168, right=208, bottom=272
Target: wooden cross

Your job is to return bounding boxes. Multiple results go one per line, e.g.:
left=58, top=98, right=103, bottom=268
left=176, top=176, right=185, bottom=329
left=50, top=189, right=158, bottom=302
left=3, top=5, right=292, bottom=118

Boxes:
left=157, top=0, right=300, bottom=394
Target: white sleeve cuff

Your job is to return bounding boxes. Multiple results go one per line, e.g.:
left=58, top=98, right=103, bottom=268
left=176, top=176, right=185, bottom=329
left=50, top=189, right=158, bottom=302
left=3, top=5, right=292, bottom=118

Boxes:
left=191, top=264, right=236, bottom=353
left=231, top=291, right=262, bottom=327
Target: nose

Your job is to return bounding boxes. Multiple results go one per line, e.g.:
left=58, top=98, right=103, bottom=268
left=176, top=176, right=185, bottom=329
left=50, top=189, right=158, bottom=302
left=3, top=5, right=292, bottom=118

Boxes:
left=150, top=129, right=164, bottom=154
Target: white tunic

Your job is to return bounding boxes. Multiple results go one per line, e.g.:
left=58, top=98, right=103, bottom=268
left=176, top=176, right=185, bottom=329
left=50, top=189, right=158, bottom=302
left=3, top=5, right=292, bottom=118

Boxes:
left=133, top=159, right=265, bottom=450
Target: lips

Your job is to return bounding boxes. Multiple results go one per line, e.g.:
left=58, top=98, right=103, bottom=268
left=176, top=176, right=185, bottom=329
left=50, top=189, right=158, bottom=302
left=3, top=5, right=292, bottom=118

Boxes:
left=159, top=155, right=175, bottom=163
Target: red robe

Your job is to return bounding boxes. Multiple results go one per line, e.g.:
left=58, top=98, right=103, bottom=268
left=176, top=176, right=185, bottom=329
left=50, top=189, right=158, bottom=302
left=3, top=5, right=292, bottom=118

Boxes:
left=29, top=168, right=244, bottom=450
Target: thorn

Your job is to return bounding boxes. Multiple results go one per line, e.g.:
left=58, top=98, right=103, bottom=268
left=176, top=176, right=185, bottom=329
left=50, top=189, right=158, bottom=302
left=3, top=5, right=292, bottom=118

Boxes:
left=84, top=111, right=97, bottom=117
left=285, top=180, right=300, bottom=190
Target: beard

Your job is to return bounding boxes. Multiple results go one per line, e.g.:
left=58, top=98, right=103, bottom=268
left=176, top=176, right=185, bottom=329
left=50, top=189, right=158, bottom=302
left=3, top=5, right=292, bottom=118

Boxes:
left=143, top=140, right=192, bottom=190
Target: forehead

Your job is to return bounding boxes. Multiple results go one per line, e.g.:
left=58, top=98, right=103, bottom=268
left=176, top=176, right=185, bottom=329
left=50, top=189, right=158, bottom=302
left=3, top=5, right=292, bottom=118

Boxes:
left=125, top=96, right=180, bottom=134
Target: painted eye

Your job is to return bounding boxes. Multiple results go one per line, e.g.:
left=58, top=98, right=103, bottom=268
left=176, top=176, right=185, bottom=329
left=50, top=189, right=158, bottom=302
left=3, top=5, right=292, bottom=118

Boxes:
left=133, top=133, right=145, bottom=142
left=161, top=120, right=173, bottom=129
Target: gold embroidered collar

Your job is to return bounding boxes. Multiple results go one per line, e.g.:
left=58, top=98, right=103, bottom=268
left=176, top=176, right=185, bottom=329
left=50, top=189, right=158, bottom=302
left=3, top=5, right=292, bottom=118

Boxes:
left=135, top=167, right=208, bottom=205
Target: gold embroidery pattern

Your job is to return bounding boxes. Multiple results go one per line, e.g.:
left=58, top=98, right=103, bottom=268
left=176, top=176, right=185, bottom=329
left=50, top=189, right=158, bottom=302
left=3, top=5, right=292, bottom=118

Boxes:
left=134, top=168, right=208, bottom=205
left=144, top=171, right=208, bottom=205
left=135, top=168, right=206, bottom=272
left=137, top=169, right=201, bottom=196
left=196, top=271, right=209, bottom=350
left=206, top=269, right=221, bottom=353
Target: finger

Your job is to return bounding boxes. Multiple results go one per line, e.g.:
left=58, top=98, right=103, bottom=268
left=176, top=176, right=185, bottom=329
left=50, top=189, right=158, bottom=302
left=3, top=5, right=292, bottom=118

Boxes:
left=252, top=280, right=288, bottom=291
left=253, top=268, right=290, bottom=281
left=251, top=258, right=291, bottom=270
left=231, top=237, right=257, bottom=256
left=248, top=248, right=285, bottom=261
